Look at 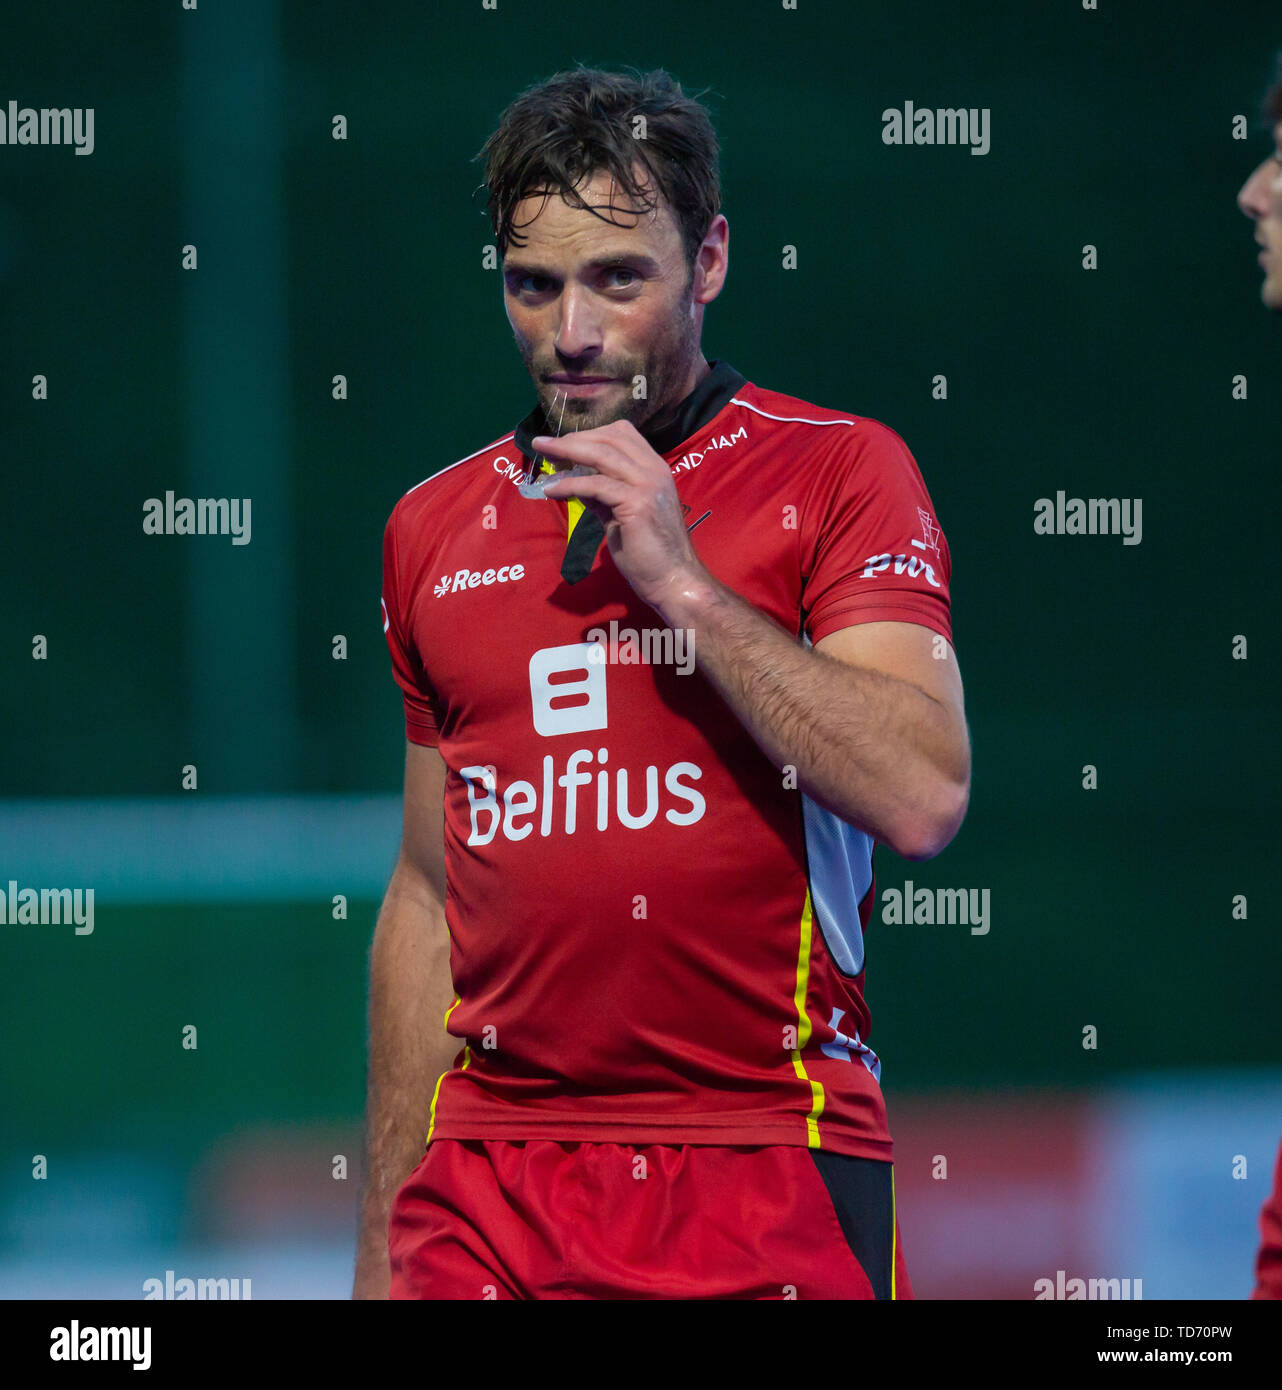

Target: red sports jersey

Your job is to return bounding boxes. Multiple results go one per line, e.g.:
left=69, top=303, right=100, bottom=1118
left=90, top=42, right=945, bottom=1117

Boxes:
left=380, top=360, right=954, bottom=1160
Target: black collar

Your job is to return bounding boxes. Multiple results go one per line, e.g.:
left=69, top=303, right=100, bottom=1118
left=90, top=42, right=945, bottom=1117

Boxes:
left=513, top=358, right=747, bottom=463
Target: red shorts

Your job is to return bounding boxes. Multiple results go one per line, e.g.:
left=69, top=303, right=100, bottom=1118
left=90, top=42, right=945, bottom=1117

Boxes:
left=388, top=1138, right=913, bottom=1299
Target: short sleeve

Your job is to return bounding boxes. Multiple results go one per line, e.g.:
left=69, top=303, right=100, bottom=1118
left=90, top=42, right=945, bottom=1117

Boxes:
left=800, top=421, right=953, bottom=648
left=381, top=507, right=441, bottom=746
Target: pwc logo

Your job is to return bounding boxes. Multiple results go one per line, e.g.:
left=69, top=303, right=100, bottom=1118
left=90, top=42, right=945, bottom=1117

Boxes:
left=459, top=642, right=706, bottom=843
left=859, top=550, right=941, bottom=588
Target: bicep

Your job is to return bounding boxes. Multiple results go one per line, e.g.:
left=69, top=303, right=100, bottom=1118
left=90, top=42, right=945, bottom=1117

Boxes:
left=395, top=738, right=448, bottom=908
left=814, top=621, right=968, bottom=771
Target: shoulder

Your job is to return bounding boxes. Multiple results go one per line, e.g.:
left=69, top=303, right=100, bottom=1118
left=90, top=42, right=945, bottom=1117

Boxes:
left=386, top=429, right=520, bottom=533
left=733, top=381, right=912, bottom=454
left=732, top=381, right=924, bottom=482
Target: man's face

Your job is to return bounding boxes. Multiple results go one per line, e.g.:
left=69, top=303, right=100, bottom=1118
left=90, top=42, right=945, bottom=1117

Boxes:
left=502, top=167, right=719, bottom=438
left=1237, top=119, right=1282, bottom=310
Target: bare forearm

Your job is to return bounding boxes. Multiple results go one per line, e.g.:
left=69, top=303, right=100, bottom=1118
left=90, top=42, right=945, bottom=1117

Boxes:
left=354, top=875, right=457, bottom=1297
left=655, top=569, right=965, bottom=857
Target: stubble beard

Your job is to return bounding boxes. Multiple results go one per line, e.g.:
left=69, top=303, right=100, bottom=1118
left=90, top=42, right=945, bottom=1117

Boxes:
left=524, top=289, right=701, bottom=441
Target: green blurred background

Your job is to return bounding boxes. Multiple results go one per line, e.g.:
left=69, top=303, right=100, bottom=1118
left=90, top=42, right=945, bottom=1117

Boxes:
left=1, top=0, right=1279, bottom=1297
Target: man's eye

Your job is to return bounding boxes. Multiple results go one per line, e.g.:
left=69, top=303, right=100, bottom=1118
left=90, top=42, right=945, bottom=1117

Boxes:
left=515, top=275, right=551, bottom=294
left=605, top=267, right=638, bottom=287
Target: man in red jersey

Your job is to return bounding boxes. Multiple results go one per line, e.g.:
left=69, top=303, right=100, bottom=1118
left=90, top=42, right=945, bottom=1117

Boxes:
left=354, top=66, right=971, bottom=1299
left=1236, top=52, right=1282, bottom=1301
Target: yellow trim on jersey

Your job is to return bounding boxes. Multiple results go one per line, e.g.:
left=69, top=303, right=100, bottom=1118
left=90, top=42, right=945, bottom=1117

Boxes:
left=540, top=456, right=586, bottom=538
left=790, top=887, right=827, bottom=1146
left=891, top=1166, right=898, bottom=1299
left=425, top=995, right=469, bottom=1147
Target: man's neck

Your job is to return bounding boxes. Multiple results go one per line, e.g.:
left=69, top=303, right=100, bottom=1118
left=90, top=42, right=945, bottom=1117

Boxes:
left=641, top=354, right=710, bottom=437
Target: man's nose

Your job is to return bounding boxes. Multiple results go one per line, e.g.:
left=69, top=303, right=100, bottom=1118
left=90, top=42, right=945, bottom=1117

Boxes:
left=1238, top=158, right=1276, bottom=219
left=554, top=285, right=602, bottom=358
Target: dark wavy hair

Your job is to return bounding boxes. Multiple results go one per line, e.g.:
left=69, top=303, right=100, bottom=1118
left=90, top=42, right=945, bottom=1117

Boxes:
left=475, top=65, right=721, bottom=274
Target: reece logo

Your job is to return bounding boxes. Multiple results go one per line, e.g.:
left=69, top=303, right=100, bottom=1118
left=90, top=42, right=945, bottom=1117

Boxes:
left=435, top=562, right=526, bottom=598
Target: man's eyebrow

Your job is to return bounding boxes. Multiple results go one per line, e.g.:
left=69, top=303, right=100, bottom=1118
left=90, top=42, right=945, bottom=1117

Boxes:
left=502, top=253, right=662, bottom=279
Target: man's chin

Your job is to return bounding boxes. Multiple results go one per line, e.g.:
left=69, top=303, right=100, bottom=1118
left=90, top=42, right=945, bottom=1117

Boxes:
left=541, top=389, right=634, bottom=433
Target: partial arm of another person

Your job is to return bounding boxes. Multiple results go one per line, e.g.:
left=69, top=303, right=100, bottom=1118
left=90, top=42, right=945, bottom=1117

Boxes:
left=353, top=739, right=457, bottom=1299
